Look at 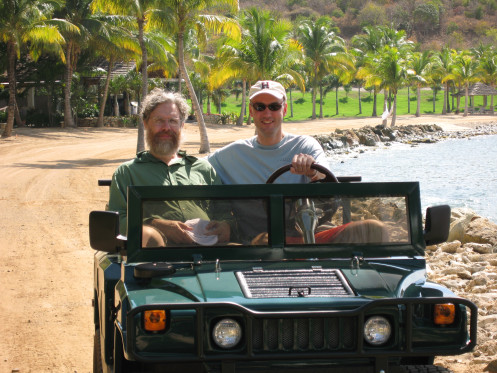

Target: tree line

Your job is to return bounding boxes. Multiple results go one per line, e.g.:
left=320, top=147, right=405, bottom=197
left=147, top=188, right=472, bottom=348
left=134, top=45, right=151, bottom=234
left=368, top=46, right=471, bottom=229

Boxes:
left=1, top=0, right=496, bottom=153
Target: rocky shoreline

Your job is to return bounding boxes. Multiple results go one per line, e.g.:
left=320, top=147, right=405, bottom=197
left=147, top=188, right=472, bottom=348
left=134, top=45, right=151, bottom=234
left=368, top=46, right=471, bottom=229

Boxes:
left=314, top=124, right=497, bottom=371
left=313, top=122, right=497, bottom=161
left=430, top=208, right=497, bottom=370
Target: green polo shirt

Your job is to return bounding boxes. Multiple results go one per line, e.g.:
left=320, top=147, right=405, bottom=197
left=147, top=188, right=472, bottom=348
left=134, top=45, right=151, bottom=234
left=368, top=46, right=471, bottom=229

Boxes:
left=109, top=150, right=222, bottom=235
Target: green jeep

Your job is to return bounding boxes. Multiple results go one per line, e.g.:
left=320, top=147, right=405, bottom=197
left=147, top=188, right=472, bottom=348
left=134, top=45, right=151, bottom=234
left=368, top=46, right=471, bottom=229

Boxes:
left=90, top=166, right=477, bottom=373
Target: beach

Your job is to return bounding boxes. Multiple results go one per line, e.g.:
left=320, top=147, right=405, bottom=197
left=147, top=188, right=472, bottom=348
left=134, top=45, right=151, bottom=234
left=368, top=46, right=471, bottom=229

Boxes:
left=0, top=113, right=496, bottom=373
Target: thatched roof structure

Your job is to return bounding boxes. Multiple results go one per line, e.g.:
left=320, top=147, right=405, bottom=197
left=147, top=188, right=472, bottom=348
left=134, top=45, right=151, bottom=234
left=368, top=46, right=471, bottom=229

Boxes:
left=453, top=82, right=497, bottom=97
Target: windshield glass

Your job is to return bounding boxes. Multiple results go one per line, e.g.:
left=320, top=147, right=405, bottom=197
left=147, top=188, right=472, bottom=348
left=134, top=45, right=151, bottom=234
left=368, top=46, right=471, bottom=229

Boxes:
left=284, top=196, right=409, bottom=245
left=141, top=198, right=269, bottom=248
left=140, top=195, right=409, bottom=249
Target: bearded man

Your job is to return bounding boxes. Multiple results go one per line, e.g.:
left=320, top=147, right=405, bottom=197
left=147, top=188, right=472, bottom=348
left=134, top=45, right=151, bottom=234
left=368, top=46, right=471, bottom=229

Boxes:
left=108, top=89, right=230, bottom=246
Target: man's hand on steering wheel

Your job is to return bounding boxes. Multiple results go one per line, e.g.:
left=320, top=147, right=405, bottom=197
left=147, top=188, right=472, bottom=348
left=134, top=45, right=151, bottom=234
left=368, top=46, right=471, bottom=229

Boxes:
left=291, top=153, right=323, bottom=181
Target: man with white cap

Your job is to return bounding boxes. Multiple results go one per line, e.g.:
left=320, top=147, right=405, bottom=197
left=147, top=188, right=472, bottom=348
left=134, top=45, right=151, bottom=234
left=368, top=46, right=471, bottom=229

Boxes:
left=207, top=80, right=388, bottom=245
left=207, top=80, right=329, bottom=184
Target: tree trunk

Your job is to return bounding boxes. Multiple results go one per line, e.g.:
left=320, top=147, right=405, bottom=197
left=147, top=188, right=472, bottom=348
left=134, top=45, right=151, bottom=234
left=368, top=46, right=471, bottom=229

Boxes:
left=63, top=41, right=76, bottom=128
left=311, top=65, right=318, bottom=119
left=319, top=84, right=323, bottom=119
left=432, top=88, right=436, bottom=113
left=358, top=85, right=362, bottom=115
left=382, top=89, right=388, bottom=126
left=289, top=87, right=293, bottom=117
left=451, top=84, right=455, bottom=112
left=136, top=19, right=147, bottom=154
left=372, top=87, right=377, bottom=117
left=15, top=100, right=24, bottom=127
left=177, top=66, right=182, bottom=93
left=391, top=93, right=397, bottom=127
left=246, top=81, right=252, bottom=125
left=114, top=95, right=120, bottom=117
left=416, top=86, right=421, bottom=117
left=407, top=86, right=410, bottom=114
left=178, top=31, right=210, bottom=153
left=97, top=57, right=114, bottom=127
left=2, top=40, right=17, bottom=138
left=491, top=90, right=495, bottom=114
left=335, top=87, right=339, bottom=115
left=311, top=85, right=317, bottom=119
left=236, top=79, right=246, bottom=126
left=124, top=92, right=131, bottom=116
left=442, top=83, right=447, bottom=114
left=463, top=84, right=469, bottom=116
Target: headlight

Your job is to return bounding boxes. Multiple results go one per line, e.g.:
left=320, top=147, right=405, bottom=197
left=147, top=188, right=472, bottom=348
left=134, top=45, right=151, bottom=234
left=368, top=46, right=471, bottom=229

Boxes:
left=212, top=318, right=242, bottom=349
left=364, top=316, right=391, bottom=346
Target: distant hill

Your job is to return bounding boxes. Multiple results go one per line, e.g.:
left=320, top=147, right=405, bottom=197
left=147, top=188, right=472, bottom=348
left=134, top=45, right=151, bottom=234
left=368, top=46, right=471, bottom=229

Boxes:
left=240, top=0, right=497, bottom=50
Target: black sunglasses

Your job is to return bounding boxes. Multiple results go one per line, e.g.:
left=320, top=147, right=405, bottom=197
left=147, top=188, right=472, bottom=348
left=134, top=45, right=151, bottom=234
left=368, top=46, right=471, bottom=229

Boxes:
left=251, top=102, right=283, bottom=112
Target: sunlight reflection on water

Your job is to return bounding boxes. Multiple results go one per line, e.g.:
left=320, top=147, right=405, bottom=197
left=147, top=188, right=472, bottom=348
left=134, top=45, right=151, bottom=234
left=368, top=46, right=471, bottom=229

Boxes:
left=328, top=135, right=497, bottom=223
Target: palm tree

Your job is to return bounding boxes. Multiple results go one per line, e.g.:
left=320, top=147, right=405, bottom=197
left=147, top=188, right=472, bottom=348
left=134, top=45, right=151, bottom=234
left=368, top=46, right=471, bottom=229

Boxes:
left=297, top=17, right=353, bottom=119
left=432, top=47, right=455, bottom=115
left=377, top=46, right=413, bottom=126
left=0, top=0, right=74, bottom=138
left=157, top=0, right=240, bottom=153
left=356, top=57, right=382, bottom=117
left=91, top=0, right=171, bottom=153
left=91, top=17, right=142, bottom=127
left=409, top=51, right=432, bottom=117
left=448, top=53, right=480, bottom=116
left=58, top=0, right=100, bottom=128
left=108, top=75, right=127, bottom=116
left=352, top=26, right=412, bottom=119
left=212, top=8, right=304, bottom=125
left=475, top=47, right=497, bottom=112
left=351, top=25, right=385, bottom=55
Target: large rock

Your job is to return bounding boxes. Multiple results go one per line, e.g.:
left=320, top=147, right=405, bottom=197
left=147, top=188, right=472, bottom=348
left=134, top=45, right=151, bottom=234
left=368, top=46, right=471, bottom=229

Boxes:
left=447, top=207, right=478, bottom=243
left=464, top=217, right=497, bottom=246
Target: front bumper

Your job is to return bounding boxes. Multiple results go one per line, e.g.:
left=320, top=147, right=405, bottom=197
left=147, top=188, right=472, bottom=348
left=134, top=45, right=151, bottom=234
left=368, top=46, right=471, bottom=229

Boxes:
left=120, top=297, right=477, bottom=370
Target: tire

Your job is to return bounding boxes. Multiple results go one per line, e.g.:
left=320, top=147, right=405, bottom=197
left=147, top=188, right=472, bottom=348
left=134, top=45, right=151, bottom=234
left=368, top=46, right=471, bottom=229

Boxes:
left=401, top=365, right=454, bottom=373
left=93, top=330, right=103, bottom=373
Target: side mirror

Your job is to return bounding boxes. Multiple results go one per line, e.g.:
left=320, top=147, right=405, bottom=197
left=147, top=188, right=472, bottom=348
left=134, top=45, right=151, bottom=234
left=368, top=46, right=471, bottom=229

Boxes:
left=423, top=205, right=451, bottom=246
left=89, top=211, right=126, bottom=253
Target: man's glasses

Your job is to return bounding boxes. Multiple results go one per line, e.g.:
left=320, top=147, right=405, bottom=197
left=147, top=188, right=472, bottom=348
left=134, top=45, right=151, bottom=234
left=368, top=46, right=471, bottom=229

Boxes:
left=251, top=102, right=283, bottom=112
left=150, top=117, right=182, bottom=129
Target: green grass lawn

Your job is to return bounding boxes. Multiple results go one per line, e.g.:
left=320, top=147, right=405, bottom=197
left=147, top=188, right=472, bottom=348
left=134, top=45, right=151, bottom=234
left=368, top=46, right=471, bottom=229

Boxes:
left=203, top=87, right=490, bottom=122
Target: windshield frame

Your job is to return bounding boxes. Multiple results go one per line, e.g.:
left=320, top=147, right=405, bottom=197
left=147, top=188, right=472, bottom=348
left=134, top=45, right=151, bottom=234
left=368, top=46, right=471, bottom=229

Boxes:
left=126, top=182, right=424, bottom=263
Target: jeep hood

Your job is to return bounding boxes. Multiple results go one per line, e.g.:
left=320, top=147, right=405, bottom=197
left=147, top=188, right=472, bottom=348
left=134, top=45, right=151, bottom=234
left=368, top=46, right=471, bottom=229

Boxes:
left=127, top=260, right=425, bottom=308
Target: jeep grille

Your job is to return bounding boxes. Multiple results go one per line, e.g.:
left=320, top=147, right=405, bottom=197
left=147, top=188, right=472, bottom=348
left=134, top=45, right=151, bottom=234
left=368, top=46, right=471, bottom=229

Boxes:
left=252, top=316, right=357, bottom=352
left=236, top=268, right=354, bottom=298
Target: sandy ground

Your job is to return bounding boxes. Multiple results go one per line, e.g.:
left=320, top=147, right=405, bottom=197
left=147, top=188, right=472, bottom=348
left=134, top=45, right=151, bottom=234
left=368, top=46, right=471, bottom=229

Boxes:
left=0, top=113, right=496, bottom=373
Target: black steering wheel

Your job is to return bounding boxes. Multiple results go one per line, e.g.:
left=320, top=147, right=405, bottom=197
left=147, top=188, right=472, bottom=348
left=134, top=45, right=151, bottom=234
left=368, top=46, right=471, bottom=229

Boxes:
left=265, top=163, right=339, bottom=184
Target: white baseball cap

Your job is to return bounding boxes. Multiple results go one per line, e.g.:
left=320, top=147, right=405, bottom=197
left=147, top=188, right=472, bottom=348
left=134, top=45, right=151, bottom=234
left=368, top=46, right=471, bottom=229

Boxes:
left=249, top=80, right=287, bottom=101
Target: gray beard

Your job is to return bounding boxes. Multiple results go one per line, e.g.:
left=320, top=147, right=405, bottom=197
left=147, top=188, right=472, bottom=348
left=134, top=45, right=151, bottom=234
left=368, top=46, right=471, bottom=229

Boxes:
left=146, top=130, right=180, bottom=157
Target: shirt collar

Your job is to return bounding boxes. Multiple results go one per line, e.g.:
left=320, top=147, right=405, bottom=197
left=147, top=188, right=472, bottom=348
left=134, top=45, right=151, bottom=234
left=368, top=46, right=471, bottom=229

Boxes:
left=136, top=150, right=198, bottom=164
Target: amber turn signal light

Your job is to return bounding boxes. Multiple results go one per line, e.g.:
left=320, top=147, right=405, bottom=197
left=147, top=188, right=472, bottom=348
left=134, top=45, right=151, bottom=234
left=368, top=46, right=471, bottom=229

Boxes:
left=143, top=310, right=167, bottom=331
left=434, top=304, right=456, bottom=325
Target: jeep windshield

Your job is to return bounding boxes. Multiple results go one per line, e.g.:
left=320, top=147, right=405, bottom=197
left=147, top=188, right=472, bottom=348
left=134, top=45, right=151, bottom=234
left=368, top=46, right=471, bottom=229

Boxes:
left=125, top=182, right=424, bottom=263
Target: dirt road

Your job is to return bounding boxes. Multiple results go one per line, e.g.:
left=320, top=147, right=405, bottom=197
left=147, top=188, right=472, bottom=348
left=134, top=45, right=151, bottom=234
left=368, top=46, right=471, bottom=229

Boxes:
left=1, top=114, right=495, bottom=373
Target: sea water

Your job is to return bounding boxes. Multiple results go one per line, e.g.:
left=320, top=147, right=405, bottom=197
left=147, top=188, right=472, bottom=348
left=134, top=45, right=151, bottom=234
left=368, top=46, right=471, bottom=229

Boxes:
left=328, top=134, right=497, bottom=223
